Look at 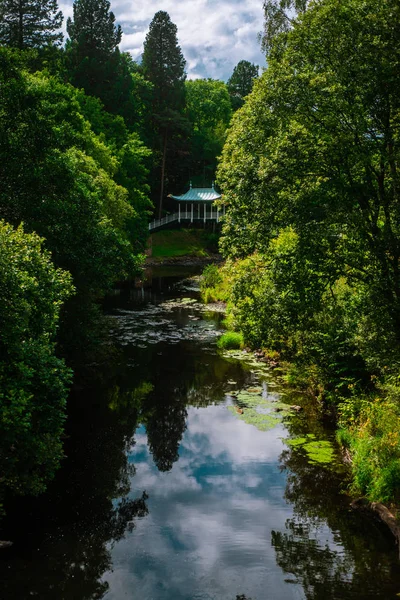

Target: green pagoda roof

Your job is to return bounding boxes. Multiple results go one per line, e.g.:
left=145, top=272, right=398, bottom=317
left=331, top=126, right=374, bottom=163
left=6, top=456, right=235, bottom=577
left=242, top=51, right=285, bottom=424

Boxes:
left=170, top=184, right=221, bottom=202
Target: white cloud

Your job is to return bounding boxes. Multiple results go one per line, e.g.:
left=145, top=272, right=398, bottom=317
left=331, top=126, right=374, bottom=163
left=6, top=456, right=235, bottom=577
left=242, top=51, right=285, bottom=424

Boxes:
left=59, top=0, right=266, bottom=80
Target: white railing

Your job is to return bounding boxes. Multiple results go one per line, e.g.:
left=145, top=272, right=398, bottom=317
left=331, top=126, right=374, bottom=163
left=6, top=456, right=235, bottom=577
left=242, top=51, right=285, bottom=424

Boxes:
left=148, top=208, right=224, bottom=231
left=148, top=213, right=179, bottom=231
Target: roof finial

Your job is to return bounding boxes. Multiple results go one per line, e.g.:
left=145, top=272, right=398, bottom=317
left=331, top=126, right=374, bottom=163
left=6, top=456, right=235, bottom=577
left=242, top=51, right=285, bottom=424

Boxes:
left=212, top=180, right=215, bottom=189
left=190, top=180, right=192, bottom=189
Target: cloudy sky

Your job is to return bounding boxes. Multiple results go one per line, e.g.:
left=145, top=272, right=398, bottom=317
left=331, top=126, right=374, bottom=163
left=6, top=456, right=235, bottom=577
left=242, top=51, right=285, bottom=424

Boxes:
left=59, top=0, right=267, bottom=81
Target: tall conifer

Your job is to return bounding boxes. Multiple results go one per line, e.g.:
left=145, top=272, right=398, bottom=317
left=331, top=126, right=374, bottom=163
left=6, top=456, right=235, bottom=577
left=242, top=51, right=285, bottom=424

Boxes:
left=142, top=11, right=187, bottom=217
left=0, top=0, right=63, bottom=49
left=66, top=0, right=122, bottom=102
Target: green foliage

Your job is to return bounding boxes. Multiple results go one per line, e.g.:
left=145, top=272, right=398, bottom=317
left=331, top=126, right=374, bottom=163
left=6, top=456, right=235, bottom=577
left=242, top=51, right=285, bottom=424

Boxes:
left=65, top=0, right=128, bottom=111
left=261, top=0, right=308, bottom=54
left=227, top=60, right=259, bottom=111
left=0, top=0, right=63, bottom=49
left=0, top=221, right=74, bottom=497
left=217, top=331, right=244, bottom=350
left=185, top=79, right=232, bottom=181
left=142, top=11, right=186, bottom=115
left=338, top=391, right=400, bottom=503
left=0, top=49, right=146, bottom=296
left=142, top=11, right=189, bottom=216
left=216, top=0, right=400, bottom=504
left=200, top=261, right=233, bottom=304
left=217, top=0, right=400, bottom=382
left=201, top=264, right=223, bottom=290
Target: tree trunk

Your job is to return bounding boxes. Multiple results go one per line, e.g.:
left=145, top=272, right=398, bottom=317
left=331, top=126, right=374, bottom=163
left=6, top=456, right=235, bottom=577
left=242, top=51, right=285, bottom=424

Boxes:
left=159, top=129, right=168, bottom=219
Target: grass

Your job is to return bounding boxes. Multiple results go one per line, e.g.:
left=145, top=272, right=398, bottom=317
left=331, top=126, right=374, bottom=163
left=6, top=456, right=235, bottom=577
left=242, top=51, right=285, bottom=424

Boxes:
left=150, top=229, right=218, bottom=259
left=337, top=391, right=400, bottom=503
left=217, top=331, right=244, bottom=350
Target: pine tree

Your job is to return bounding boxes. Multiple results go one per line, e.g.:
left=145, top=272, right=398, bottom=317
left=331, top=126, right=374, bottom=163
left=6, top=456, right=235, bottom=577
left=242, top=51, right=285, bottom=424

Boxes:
left=66, top=0, right=122, bottom=102
left=227, top=60, right=259, bottom=110
left=0, top=0, right=63, bottom=49
left=142, top=11, right=187, bottom=217
left=66, top=0, right=121, bottom=58
left=142, top=11, right=186, bottom=115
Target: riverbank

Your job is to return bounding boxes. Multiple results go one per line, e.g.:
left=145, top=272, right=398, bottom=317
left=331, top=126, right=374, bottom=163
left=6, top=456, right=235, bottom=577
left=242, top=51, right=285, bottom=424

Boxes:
left=145, top=253, right=222, bottom=267
left=200, top=260, right=400, bottom=531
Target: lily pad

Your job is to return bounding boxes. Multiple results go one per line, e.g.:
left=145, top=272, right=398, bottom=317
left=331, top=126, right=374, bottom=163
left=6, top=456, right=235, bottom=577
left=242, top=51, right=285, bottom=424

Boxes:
left=303, top=440, right=335, bottom=464
left=284, top=434, right=336, bottom=465
left=228, top=406, right=280, bottom=431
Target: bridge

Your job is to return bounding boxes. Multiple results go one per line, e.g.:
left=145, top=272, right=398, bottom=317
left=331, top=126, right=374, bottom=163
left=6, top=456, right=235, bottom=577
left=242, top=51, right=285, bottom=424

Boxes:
left=148, top=206, right=225, bottom=232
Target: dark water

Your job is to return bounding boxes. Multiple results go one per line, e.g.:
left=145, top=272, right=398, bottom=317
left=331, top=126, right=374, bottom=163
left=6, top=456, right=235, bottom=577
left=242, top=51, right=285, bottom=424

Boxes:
left=1, top=267, right=400, bottom=600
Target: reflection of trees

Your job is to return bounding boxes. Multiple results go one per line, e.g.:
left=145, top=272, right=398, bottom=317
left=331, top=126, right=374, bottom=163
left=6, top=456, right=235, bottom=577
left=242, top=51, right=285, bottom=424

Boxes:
left=272, top=421, right=400, bottom=600
left=271, top=521, right=399, bottom=599
left=0, top=382, right=151, bottom=600
left=139, top=349, right=251, bottom=471
left=143, top=397, right=188, bottom=472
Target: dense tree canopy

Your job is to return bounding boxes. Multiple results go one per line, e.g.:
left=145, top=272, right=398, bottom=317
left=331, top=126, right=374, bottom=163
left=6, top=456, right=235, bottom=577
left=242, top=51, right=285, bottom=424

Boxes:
left=66, top=0, right=121, bottom=56
left=0, top=49, right=147, bottom=296
left=142, top=10, right=186, bottom=115
left=185, top=79, right=232, bottom=185
left=0, top=0, right=63, bottom=48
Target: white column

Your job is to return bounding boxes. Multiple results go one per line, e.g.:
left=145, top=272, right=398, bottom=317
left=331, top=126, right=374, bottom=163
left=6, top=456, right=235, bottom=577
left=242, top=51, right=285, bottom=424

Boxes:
left=211, top=204, right=213, bottom=219
left=179, top=203, right=181, bottom=222
left=191, top=203, right=193, bottom=222
left=223, top=205, right=226, bottom=216
left=204, top=203, right=206, bottom=222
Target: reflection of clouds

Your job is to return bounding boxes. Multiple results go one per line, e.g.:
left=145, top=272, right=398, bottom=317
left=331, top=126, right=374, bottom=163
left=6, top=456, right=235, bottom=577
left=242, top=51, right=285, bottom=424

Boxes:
left=184, top=405, right=287, bottom=464
left=60, top=0, right=266, bottom=80
left=103, top=405, right=307, bottom=599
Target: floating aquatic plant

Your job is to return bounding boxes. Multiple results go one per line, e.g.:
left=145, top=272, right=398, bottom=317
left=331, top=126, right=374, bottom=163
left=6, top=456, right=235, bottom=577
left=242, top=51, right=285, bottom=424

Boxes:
left=228, top=405, right=281, bottom=431
left=284, top=434, right=336, bottom=466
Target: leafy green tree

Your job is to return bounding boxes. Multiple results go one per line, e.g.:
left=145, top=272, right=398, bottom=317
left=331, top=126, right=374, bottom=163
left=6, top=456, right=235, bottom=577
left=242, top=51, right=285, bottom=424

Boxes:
left=0, top=48, right=143, bottom=297
left=0, top=221, right=74, bottom=500
left=142, top=10, right=188, bottom=217
left=0, top=0, right=63, bottom=48
left=227, top=60, right=259, bottom=110
left=185, top=78, right=232, bottom=183
left=260, top=0, right=308, bottom=54
left=218, top=0, right=400, bottom=386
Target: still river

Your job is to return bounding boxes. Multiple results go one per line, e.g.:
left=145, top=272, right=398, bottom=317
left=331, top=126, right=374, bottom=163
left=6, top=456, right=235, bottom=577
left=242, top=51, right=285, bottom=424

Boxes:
left=1, top=266, right=400, bottom=600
